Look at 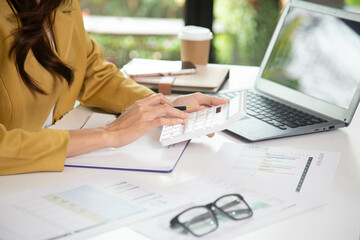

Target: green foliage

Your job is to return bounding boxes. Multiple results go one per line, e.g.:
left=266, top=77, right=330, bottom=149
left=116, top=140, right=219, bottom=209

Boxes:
left=345, top=0, right=360, bottom=6
left=90, top=34, right=180, bottom=67
left=79, top=0, right=184, bottom=17
left=214, top=0, right=280, bottom=66
left=214, top=0, right=256, bottom=65
left=81, top=0, right=184, bottom=67
left=81, top=0, right=281, bottom=67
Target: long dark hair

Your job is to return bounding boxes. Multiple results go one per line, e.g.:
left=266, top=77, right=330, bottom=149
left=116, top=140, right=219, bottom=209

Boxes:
left=6, top=0, right=74, bottom=94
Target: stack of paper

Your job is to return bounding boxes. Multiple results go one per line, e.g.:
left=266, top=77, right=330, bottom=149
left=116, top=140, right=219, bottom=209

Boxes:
left=124, top=58, right=230, bottom=93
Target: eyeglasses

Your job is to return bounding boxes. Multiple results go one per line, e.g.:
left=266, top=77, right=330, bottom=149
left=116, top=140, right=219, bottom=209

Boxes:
left=170, top=193, right=253, bottom=237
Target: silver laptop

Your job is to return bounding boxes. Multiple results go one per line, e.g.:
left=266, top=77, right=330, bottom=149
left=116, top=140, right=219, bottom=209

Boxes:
left=215, top=0, right=360, bottom=141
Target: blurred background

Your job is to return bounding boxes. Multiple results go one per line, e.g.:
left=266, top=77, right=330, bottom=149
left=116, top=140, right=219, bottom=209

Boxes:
left=79, top=0, right=357, bottom=67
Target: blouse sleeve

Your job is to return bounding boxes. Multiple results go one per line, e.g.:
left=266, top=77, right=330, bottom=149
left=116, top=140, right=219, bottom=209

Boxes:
left=0, top=124, right=69, bottom=175
left=77, top=36, right=154, bottom=114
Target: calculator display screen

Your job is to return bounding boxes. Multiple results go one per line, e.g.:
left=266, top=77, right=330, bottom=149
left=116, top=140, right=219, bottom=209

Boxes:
left=227, top=96, right=240, bottom=118
left=216, top=106, right=221, bottom=114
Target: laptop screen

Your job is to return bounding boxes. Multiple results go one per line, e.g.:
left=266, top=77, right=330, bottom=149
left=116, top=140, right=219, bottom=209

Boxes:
left=261, top=6, right=360, bottom=109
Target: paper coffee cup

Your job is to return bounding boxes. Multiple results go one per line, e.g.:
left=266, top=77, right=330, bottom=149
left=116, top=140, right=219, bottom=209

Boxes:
left=178, top=25, right=213, bottom=65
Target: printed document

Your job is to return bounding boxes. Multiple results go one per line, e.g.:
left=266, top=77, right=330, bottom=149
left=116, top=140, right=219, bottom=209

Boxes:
left=131, top=143, right=341, bottom=240
left=0, top=172, right=185, bottom=240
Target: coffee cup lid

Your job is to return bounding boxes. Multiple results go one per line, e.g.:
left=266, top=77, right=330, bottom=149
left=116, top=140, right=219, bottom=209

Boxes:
left=178, top=25, right=213, bottom=41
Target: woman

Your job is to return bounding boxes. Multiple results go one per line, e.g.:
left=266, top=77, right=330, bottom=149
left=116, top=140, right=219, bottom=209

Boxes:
left=0, top=0, right=227, bottom=175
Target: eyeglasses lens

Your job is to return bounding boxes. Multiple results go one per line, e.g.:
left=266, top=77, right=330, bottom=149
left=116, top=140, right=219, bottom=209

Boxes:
left=215, top=195, right=252, bottom=220
left=178, top=207, right=217, bottom=236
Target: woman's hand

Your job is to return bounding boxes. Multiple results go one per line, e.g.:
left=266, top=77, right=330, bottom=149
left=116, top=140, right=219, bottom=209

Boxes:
left=172, top=92, right=228, bottom=137
left=67, top=93, right=226, bottom=157
left=172, top=92, right=228, bottom=112
left=67, top=93, right=189, bottom=157
left=104, top=93, right=189, bottom=147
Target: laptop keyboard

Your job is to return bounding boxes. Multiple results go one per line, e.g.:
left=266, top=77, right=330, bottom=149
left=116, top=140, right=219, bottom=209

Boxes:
left=216, top=90, right=327, bottom=130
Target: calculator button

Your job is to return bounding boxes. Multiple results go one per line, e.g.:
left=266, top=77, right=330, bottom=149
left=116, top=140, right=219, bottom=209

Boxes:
left=172, top=132, right=181, bottom=137
left=161, top=134, right=171, bottom=140
left=184, top=127, right=193, bottom=133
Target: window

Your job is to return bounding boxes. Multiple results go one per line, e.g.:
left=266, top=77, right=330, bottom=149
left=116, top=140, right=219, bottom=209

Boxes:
left=213, top=0, right=280, bottom=66
left=80, top=0, right=344, bottom=67
left=79, top=0, right=185, bottom=67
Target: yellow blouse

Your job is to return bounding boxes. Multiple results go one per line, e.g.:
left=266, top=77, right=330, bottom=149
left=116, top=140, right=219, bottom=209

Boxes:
left=0, top=1, right=154, bottom=175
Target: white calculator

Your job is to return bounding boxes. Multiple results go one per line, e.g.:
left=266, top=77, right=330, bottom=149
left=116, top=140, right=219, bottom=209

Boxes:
left=159, top=92, right=246, bottom=146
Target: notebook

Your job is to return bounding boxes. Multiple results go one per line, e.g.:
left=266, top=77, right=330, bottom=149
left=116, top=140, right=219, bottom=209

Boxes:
left=213, top=0, right=360, bottom=141
left=52, top=108, right=189, bottom=173
left=124, top=58, right=229, bottom=93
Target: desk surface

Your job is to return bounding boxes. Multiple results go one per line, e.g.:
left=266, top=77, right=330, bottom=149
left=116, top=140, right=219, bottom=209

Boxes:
left=1, top=65, right=359, bottom=240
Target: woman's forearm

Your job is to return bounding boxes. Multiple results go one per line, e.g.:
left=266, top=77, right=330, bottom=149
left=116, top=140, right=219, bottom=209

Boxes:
left=65, top=93, right=219, bottom=158
left=67, top=127, right=110, bottom=157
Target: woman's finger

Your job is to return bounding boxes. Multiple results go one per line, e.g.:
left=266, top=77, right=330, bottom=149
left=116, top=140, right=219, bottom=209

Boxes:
left=142, top=93, right=173, bottom=106
left=172, top=92, right=228, bottom=108
left=207, top=96, right=228, bottom=106
left=119, top=93, right=172, bottom=117
left=143, top=104, right=189, bottom=120
left=193, top=93, right=228, bottom=106
left=207, top=133, right=215, bottom=138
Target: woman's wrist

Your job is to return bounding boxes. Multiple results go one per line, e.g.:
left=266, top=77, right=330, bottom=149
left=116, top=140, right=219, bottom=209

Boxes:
left=67, top=127, right=111, bottom=157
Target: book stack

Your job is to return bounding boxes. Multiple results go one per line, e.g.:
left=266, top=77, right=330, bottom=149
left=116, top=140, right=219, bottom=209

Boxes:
left=123, top=58, right=230, bottom=94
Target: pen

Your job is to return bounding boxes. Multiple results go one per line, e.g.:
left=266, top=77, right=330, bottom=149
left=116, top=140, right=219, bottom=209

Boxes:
left=173, top=106, right=197, bottom=111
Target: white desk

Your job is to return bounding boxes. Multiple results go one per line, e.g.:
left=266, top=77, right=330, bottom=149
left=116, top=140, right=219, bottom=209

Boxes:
left=1, top=65, right=359, bottom=240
